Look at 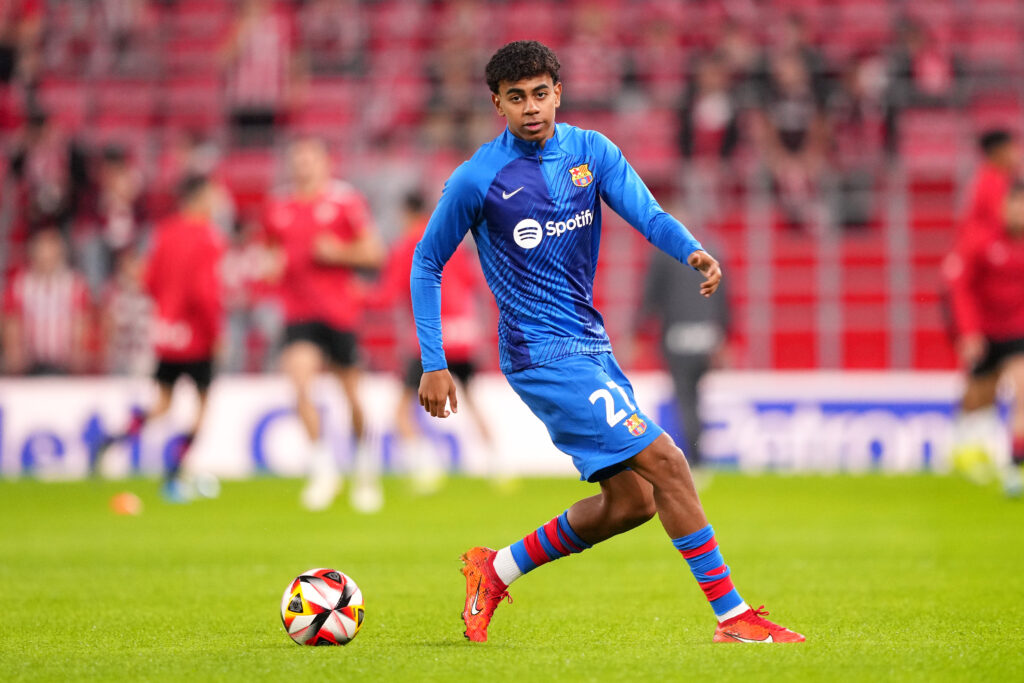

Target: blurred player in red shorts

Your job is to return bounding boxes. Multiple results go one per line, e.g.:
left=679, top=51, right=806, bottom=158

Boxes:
left=377, top=191, right=497, bottom=492
left=946, top=182, right=1024, bottom=496
left=92, top=175, right=224, bottom=502
left=265, top=137, right=385, bottom=511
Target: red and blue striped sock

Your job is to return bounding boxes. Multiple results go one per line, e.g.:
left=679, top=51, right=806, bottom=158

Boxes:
left=491, top=512, right=591, bottom=586
left=672, top=525, right=748, bottom=622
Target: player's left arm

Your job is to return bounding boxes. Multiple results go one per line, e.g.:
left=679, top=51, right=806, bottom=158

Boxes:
left=592, top=132, right=721, bottom=297
left=411, top=163, right=480, bottom=418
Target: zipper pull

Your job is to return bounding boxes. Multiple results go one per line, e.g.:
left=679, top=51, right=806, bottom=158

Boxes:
left=538, top=155, right=543, bottom=164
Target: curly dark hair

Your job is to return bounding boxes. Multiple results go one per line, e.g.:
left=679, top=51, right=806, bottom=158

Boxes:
left=485, top=40, right=561, bottom=94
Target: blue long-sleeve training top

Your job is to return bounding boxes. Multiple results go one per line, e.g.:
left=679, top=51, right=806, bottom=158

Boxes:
left=411, top=122, right=703, bottom=375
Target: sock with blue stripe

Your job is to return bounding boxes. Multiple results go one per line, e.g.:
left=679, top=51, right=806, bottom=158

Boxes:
left=672, top=525, right=749, bottom=622
left=491, top=511, right=591, bottom=587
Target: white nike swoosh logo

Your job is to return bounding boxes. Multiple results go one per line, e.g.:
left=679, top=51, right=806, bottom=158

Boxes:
left=502, top=187, right=524, bottom=200
left=470, top=579, right=483, bottom=615
left=726, top=632, right=773, bottom=643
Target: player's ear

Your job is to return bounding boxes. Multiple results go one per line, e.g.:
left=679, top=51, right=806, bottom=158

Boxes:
left=553, top=82, right=562, bottom=108
left=491, top=93, right=505, bottom=118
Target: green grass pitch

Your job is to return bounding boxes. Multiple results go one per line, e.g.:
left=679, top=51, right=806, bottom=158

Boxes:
left=1, top=473, right=1022, bottom=681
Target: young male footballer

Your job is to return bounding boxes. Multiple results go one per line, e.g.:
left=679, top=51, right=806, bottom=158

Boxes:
left=411, top=41, right=804, bottom=644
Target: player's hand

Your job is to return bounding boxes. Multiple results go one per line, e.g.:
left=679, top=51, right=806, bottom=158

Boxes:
left=419, top=369, right=458, bottom=418
left=687, top=250, right=722, bottom=297
left=957, top=333, right=986, bottom=369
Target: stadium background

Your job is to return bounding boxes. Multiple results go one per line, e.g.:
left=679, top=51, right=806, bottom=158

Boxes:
left=3, top=2, right=1024, bottom=681
left=0, top=0, right=1021, bottom=478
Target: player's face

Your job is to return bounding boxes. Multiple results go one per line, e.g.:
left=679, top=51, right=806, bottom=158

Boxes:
left=492, top=75, right=562, bottom=144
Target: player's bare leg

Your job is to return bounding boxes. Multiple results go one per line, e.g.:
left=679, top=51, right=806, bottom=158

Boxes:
left=282, top=341, right=324, bottom=441
left=457, top=380, right=506, bottom=487
left=1001, top=356, right=1024, bottom=496
left=395, top=386, right=444, bottom=494
left=394, top=387, right=419, bottom=442
left=626, top=434, right=803, bottom=642
left=335, top=365, right=382, bottom=513
left=954, top=372, right=1001, bottom=484
left=283, top=341, right=339, bottom=510
left=625, top=435, right=709, bottom=537
left=461, top=471, right=655, bottom=642
left=564, top=470, right=655, bottom=542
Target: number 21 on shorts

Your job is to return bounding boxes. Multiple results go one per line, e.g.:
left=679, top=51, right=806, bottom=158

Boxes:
left=589, top=381, right=636, bottom=427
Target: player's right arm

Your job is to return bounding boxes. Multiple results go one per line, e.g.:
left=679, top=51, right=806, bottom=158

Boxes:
left=411, top=163, right=482, bottom=418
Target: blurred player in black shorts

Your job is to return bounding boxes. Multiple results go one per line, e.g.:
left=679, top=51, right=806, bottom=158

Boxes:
left=92, top=176, right=224, bottom=502
left=264, top=138, right=385, bottom=511
left=946, top=182, right=1024, bottom=496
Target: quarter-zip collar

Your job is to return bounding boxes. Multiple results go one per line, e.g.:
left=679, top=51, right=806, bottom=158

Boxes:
left=503, top=123, right=564, bottom=161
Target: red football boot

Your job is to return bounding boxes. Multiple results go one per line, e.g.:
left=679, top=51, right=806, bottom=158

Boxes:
left=460, top=547, right=511, bottom=642
left=713, top=605, right=805, bottom=643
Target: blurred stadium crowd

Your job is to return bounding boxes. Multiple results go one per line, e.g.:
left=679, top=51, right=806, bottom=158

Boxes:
left=1, top=0, right=1022, bottom=376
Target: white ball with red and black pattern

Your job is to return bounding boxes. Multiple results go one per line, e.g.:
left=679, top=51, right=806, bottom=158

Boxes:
left=280, top=568, right=365, bottom=646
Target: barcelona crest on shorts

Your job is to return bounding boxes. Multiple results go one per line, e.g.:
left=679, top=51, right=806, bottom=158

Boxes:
left=569, top=163, right=594, bottom=187
left=624, top=413, right=647, bottom=436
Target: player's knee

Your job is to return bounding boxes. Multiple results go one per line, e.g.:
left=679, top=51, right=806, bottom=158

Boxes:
left=962, top=384, right=996, bottom=412
left=623, top=496, right=656, bottom=528
left=640, top=438, right=689, bottom=483
left=282, top=344, right=321, bottom=380
left=606, top=489, right=656, bottom=531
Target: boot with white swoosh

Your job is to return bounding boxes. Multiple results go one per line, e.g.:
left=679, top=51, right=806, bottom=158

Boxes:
left=713, top=605, right=805, bottom=643
left=459, top=546, right=512, bottom=642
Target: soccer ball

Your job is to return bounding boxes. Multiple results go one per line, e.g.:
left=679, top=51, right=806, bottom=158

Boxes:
left=280, top=568, right=365, bottom=646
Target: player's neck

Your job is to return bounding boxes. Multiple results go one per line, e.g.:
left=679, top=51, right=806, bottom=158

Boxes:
left=509, top=123, right=557, bottom=150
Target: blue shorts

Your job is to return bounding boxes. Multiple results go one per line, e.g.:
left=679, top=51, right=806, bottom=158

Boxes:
left=505, top=352, right=664, bottom=482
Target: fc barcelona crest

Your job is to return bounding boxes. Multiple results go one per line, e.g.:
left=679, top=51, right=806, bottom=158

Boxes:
left=569, top=163, right=594, bottom=187
left=624, top=413, right=647, bottom=437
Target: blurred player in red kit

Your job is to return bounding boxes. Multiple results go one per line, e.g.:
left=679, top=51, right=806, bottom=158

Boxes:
left=946, top=182, right=1024, bottom=497
left=377, top=191, right=497, bottom=492
left=92, top=174, right=224, bottom=501
left=265, top=137, right=385, bottom=511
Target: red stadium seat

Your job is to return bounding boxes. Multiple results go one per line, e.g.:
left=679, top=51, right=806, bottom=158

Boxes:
left=35, top=80, right=91, bottom=132
left=162, top=77, right=224, bottom=132
left=899, top=110, right=968, bottom=174
left=773, top=329, right=818, bottom=369
left=93, top=81, right=157, bottom=127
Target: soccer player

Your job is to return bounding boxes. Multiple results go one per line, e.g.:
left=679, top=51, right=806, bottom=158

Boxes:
left=946, top=182, right=1024, bottom=496
left=92, top=174, right=224, bottom=501
left=379, top=191, right=497, bottom=492
left=266, top=137, right=385, bottom=511
left=411, top=41, right=804, bottom=644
